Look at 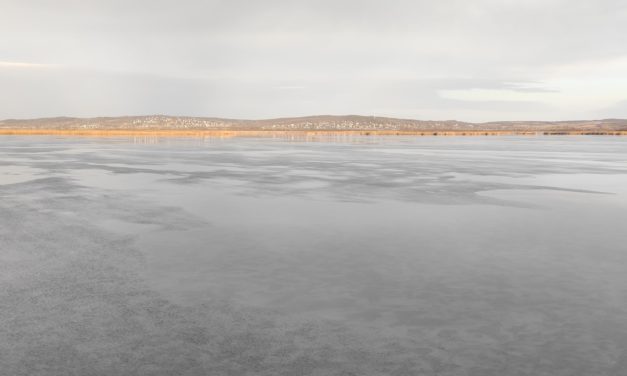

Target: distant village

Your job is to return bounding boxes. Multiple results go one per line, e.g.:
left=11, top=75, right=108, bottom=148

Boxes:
left=1, top=115, right=626, bottom=133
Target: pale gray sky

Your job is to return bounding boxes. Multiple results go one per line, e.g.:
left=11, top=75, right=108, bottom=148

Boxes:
left=1, top=0, right=626, bottom=121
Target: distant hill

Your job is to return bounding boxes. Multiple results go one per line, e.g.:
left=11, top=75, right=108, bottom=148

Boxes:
left=1, top=115, right=626, bottom=133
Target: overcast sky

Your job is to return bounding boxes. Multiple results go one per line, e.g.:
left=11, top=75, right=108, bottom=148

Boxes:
left=1, top=0, right=626, bottom=121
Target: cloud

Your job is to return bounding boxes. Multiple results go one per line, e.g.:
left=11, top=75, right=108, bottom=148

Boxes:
left=439, top=88, right=559, bottom=103
left=0, top=61, right=54, bottom=69
left=273, top=86, right=308, bottom=90
left=1, top=0, right=626, bottom=120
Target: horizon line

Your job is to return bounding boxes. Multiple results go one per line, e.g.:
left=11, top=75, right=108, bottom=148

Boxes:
left=2, top=114, right=626, bottom=124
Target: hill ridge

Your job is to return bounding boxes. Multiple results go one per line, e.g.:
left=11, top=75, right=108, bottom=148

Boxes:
left=1, top=115, right=626, bottom=132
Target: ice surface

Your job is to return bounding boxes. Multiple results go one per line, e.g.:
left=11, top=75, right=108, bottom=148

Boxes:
left=1, top=135, right=627, bottom=375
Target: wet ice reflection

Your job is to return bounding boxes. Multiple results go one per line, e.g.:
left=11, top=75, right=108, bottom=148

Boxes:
left=1, top=135, right=627, bottom=375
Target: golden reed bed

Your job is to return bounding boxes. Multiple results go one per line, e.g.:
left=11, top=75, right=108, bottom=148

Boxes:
left=0, top=129, right=626, bottom=137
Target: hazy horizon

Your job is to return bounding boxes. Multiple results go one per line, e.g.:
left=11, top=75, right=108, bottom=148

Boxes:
left=2, top=0, right=626, bottom=121
left=2, top=113, right=627, bottom=123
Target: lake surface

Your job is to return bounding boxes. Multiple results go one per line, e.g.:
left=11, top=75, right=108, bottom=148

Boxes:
left=1, top=135, right=627, bottom=375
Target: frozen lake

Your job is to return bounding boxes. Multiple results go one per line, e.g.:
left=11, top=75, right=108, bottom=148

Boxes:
left=1, top=135, right=627, bottom=375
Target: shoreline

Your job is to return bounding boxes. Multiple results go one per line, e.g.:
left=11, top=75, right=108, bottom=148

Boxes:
left=1, top=129, right=626, bottom=137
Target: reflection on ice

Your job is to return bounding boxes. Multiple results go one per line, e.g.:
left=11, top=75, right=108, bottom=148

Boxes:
left=1, top=135, right=627, bottom=375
